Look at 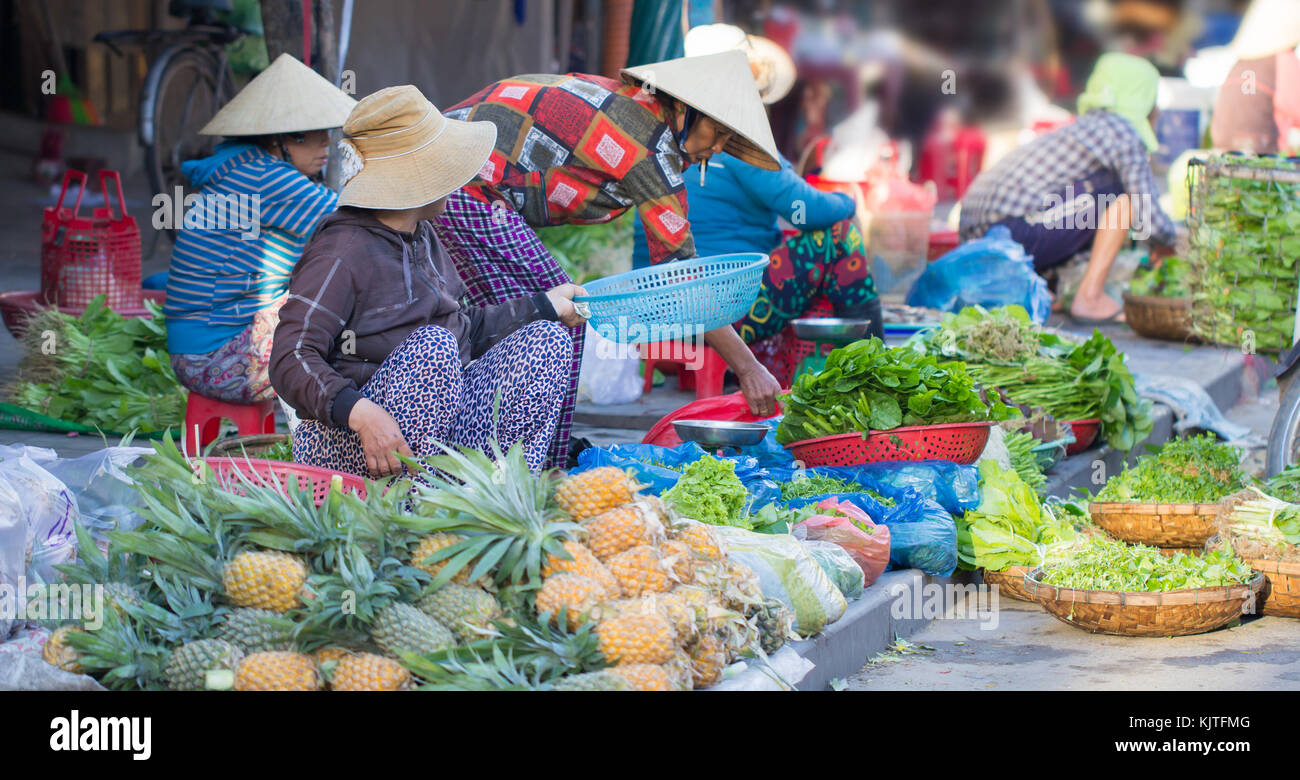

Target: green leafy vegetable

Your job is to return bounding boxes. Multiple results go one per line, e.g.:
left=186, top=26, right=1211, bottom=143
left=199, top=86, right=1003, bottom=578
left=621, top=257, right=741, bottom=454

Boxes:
left=1265, top=464, right=1300, bottom=503
left=776, top=337, right=1015, bottom=445
left=1094, top=433, right=1247, bottom=503
left=1221, top=488, right=1300, bottom=550
left=662, top=456, right=752, bottom=529
left=1002, top=430, right=1047, bottom=497
left=1041, top=534, right=1254, bottom=592
left=779, top=474, right=895, bottom=506
left=1128, top=255, right=1191, bottom=298
left=957, top=461, right=1076, bottom=571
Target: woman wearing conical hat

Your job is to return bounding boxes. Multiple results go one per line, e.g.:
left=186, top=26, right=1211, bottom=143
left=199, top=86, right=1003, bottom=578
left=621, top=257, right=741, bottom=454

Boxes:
left=439, top=50, right=784, bottom=468
left=634, top=26, right=883, bottom=385
left=164, top=53, right=356, bottom=405
left=270, top=86, right=587, bottom=477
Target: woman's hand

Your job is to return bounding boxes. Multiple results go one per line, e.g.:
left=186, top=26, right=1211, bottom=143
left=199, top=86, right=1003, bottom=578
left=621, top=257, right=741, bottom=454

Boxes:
left=347, top=398, right=413, bottom=477
left=545, top=283, right=590, bottom=328
left=736, top=363, right=782, bottom=417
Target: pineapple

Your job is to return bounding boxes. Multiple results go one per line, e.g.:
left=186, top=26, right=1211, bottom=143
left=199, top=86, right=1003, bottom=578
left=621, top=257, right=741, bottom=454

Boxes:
left=411, top=533, right=477, bottom=586
left=606, top=663, right=675, bottom=691
left=595, top=612, right=677, bottom=665
left=371, top=602, right=456, bottom=657
left=662, top=650, right=695, bottom=691
left=694, top=559, right=764, bottom=612
left=417, top=583, right=503, bottom=643
left=78, top=582, right=146, bottom=625
left=688, top=630, right=729, bottom=688
left=535, top=574, right=609, bottom=629
left=328, top=652, right=411, bottom=691
left=42, top=626, right=86, bottom=673
left=542, top=540, right=620, bottom=596
left=554, top=467, right=641, bottom=520
left=616, top=592, right=696, bottom=643
left=234, top=651, right=321, bottom=691
left=215, top=608, right=297, bottom=653
left=581, top=502, right=666, bottom=561
left=222, top=549, right=308, bottom=612
left=164, top=639, right=244, bottom=691
left=550, top=670, right=631, bottom=691
left=659, top=540, right=695, bottom=585
left=314, top=646, right=354, bottom=666
left=748, top=598, right=794, bottom=655
left=669, top=522, right=723, bottom=560
left=606, top=545, right=675, bottom=598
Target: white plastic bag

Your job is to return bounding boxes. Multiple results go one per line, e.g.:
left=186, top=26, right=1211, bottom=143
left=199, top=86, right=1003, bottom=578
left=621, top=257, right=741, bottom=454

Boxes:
left=710, top=527, right=848, bottom=636
left=0, top=445, right=79, bottom=587
left=577, top=325, right=643, bottom=406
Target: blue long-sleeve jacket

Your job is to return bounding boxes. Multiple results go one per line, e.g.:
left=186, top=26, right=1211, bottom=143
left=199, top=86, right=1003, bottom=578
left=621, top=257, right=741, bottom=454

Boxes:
left=632, top=152, right=855, bottom=268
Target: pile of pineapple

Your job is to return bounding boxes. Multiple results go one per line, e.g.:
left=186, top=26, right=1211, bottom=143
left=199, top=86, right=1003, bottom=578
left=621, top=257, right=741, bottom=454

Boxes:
left=38, top=438, right=793, bottom=692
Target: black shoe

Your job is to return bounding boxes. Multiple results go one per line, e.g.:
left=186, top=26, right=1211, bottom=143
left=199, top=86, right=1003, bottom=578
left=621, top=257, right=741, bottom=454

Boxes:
left=832, top=298, right=885, bottom=340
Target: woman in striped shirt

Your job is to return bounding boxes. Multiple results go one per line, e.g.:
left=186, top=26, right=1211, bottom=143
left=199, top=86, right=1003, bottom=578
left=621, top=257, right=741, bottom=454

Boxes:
left=163, top=54, right=356, bottom=404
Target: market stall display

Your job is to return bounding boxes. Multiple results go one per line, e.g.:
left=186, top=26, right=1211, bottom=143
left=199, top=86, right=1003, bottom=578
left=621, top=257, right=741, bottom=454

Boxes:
left=910, top=305, right=1153, bottom=451
left=1187, top=155, right=1300, bottom=352
left=1089, top=434, right=1249, bottom=548
left=1213, top=488, right=1300, bottom=617
left=1024, top=535, right=1260, bottom=637
left=1122, top=256, right=1197, bottom=342
left=1, top=295, right=185, bottom=437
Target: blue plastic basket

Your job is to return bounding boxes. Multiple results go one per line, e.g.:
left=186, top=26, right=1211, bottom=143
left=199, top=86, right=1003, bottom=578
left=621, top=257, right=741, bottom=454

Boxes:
left=573, top=253, right=769, bottom=344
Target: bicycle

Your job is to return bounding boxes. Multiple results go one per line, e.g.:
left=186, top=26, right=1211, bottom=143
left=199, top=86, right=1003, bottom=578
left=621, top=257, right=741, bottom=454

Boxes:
left=94, top=0, right=256, bottom=213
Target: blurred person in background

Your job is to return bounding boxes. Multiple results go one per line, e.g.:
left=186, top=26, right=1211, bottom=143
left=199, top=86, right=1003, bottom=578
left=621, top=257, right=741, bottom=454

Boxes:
left=958, top=52, right=1176, bottom=325
left=163, top=54, right=355, bottom=405
left=1210, top=0, right=1300, bottom=155
left=633, top=25, right=881, bottom=369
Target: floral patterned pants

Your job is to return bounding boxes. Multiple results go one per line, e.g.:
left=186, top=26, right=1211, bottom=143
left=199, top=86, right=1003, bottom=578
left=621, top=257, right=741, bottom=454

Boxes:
left=291, top=320, right=573, bottom=476
left=170, top=305, right=281, bottom=404
left=734, top=218, right=878, bottom=344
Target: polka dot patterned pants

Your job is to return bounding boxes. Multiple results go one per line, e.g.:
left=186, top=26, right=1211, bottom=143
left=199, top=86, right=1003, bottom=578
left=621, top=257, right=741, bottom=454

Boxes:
left=291, top=320, right=573, bottom=476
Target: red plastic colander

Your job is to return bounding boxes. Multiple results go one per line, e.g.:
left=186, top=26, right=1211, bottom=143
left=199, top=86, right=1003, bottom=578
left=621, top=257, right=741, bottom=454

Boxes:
left=1065, top=419, right=1101, bottom=456
left=785, top=421, right=994, bottom=466
left=203, top=457, right=367, bottom=507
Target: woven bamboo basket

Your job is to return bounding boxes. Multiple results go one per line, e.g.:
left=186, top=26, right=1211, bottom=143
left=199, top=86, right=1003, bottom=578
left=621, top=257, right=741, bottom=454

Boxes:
left=1024, top=567, right=1264, bottom=637
left=1088, top=501, right=1221, bottom=548
left=982, top=566, right=1034, bottom=602
left=1205, top=520, right=1300, bottom=619
left=1122, top=292, right=1197, bottom=343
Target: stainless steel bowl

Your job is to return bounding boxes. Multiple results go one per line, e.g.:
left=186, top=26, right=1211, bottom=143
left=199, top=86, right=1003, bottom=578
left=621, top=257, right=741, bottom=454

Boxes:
left=672, top=419, right=770, bottom=448
left=790, top=317, right=875, bottom=342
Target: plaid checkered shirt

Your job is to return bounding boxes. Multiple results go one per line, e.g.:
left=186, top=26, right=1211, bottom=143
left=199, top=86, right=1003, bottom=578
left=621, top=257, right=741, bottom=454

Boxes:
left=958, top=110, right=1176, bottom=245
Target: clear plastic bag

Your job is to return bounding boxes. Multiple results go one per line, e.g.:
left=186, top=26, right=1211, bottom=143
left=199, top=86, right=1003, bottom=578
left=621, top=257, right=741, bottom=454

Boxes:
left=800, top=539, right=866, bottom=600
left=0, top=445, right=79, bottom=587
left=577, top=325, right=644, bottom=406
left=710, top=526, right=848, bottom=637
left=794, top=497, right=890, bottom=588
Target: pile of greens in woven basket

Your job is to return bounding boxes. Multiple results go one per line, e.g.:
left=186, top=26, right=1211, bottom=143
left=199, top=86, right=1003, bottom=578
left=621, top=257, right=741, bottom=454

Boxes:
left=911, top=305, right=1153, bottom=451
left=3, top=295, right=185, bottom=434
left=775, top=337, right=1017, bottom=445
left=1094, top=433, right=1248, bottom=503
left=1188, top=155, right=1300, bottom=352
left=1040, top=534, right=1254, bottom=592
left=1127, top=255, right=1192, bottom=298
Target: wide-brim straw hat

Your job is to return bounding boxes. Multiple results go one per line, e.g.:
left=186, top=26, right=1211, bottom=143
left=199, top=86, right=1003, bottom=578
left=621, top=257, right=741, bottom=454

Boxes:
left=336, top=85, right=496, bottom=210
left=200, top=53, right=357, bottom=136
left=1230, top=0, right=1300, bottom=60
left=684, top=24, right=797, bottom=104
left=621, top=50, right=780, bottom=170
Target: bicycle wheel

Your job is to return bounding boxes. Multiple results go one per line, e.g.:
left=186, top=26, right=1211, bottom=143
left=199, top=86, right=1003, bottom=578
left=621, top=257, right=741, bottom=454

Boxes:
left=1266, top=373, right=1300, bottom=478
left=144, top=48, right=227, bottom=223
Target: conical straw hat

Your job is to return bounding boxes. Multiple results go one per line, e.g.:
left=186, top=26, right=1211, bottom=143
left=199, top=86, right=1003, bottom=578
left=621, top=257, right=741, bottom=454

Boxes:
left=685, top=24, right=797, bottom=104
left=200, top=53, right=358, bottom=136
left=1231, top=0, right=1300, bottom=60
left=622, top=50, right=780, bottom=169
left=336, top=85, right=496, bottom=210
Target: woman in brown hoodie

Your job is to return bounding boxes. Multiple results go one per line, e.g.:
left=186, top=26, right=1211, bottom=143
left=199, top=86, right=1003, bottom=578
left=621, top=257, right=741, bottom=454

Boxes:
left=269, top=86, right=587, bottom=477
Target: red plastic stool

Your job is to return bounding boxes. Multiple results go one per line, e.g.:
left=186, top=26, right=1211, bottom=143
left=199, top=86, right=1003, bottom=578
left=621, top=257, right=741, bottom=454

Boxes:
left=640, top=341, right=727, bottom=400
left=182, top=393, right=276, bottom=454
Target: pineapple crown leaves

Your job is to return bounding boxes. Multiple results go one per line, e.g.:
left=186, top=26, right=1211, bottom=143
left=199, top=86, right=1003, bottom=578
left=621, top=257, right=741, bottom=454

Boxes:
left=399, top=441, right=581, bottom=587
left=63, top=603, right=171, bottom=691
left=403, top=644, right=543, bottom=691
left=53, top=521, right=151, bottom=594
left=294, top=543, right=420, bottom=643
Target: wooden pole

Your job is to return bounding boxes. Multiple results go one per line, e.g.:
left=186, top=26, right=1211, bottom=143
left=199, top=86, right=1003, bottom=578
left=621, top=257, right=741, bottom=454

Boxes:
left=315, top=0, right=342, bottom=191
left=260, top=0, right=307, bottom=63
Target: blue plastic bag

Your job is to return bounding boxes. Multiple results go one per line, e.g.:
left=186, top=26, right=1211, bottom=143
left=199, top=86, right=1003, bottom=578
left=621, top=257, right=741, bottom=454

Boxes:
left=572, top=442, right=782, bottom=508
left=905, top=225, right=1052, bottom=324
left=765, top=465, right=959, bottom=576
left=764, top=462, right=979, bottom=517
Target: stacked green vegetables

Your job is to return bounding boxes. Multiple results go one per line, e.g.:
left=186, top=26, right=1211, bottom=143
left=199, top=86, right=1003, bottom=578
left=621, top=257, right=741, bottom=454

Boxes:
left=914, top=305, right=1153, bottom=451
left=957, top=461, right=1077, bottom=572
left=1040, top=534, right=1253, bottom=592
left=1002, top=430, right=1047, bottom=496
left=1188, top=155, right=1300, bottom=352
left=775, top=337, right=1015, bottom=445
left=5, top=296, right=185, bottom=434
left=1093, top=433, right=1247, bottom=503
